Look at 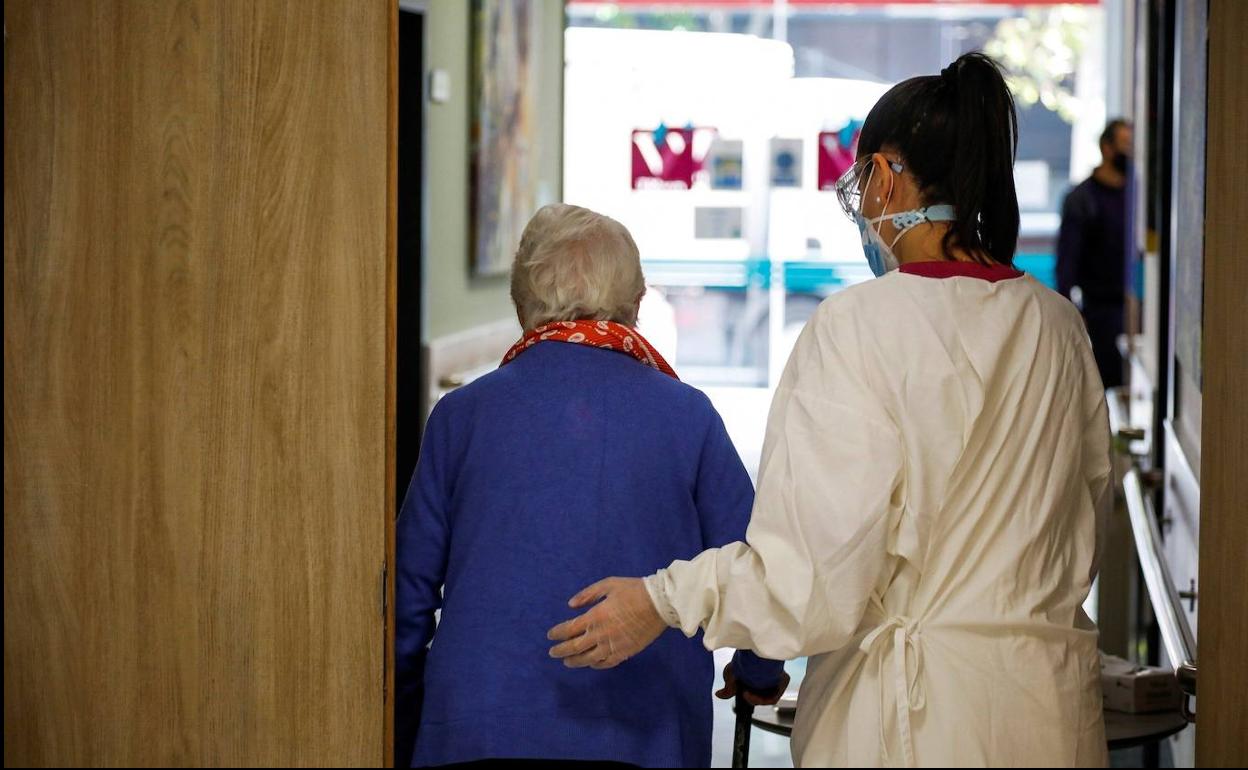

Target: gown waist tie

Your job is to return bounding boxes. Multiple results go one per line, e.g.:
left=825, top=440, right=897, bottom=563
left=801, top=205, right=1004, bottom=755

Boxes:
left=859, top=605, right=927, bottom=768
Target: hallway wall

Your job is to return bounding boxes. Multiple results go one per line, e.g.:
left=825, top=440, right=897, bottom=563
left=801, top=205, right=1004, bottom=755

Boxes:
left=424, top=0, right=564, bottom=340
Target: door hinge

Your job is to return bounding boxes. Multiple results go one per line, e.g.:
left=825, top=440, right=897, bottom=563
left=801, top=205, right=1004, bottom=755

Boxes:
left=380, top=561, right=388, bottom=617
left=381, top=560, right=390, bottom=702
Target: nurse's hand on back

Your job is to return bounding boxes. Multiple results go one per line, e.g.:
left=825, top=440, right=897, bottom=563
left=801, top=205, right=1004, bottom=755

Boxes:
left=546, top=577, right=791, bottom=707
left=546, top=577, right=665, bottom=669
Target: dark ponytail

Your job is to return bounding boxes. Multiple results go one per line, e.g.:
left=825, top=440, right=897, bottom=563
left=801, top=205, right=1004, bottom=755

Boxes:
left=857, top=52, right=1020, bottom=266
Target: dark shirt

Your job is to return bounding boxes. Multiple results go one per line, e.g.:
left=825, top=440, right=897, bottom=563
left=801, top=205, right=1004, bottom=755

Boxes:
left=1056, top=175, right=1127, bottom=305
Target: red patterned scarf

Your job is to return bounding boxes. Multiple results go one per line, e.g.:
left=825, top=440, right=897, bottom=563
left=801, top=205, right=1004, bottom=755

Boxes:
left=501, top=320, right=678, bottom=380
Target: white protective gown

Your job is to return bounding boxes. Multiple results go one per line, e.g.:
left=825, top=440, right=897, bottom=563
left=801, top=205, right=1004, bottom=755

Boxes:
left=647, top=266, right=1111, bottom=768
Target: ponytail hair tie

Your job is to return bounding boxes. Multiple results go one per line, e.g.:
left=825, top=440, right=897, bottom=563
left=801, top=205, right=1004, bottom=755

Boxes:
left=940, top=63, right=958, bottom=88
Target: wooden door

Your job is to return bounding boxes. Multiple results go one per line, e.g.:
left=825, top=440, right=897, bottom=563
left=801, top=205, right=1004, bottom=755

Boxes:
left=4, top=1, right=392, bottom=765
left=1197, top=0, right=1248, bottom=765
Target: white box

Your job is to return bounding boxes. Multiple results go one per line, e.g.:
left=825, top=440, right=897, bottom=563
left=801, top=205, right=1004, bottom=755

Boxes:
left=1101, top=654, right=1182, bottom=713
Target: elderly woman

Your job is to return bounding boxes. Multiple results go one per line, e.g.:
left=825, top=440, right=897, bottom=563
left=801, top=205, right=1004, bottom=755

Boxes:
left=395, top=204, right=785, bottom=768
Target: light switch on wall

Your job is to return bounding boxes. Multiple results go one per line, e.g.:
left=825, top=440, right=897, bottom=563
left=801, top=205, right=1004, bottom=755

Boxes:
left=429, top=69, right=451, bottom=104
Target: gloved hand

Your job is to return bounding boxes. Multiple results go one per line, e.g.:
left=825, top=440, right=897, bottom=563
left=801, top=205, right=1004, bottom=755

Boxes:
left=715, top=661, right=791, bottom=706
left=546, top=577, right=666, bottom=669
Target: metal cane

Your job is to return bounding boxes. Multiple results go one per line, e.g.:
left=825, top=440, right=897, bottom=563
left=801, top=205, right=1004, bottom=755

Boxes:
left=732, top=692, right=755, bottom=769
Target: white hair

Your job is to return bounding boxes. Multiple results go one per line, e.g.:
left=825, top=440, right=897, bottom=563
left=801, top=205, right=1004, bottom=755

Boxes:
left=510, top=204, right=645, bottom=332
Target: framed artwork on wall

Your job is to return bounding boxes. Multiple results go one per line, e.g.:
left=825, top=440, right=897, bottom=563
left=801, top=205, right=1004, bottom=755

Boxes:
left=470, top=0, right=544, bottom=277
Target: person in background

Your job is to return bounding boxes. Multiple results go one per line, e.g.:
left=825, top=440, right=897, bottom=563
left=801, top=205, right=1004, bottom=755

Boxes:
left=1057, top=118, right=1134, bottom=388
left=395, top=203, right=786, bottom=768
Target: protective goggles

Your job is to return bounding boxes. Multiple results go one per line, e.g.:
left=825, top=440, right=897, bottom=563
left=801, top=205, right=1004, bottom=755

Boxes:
left=833, top=156, right=905, bottom=220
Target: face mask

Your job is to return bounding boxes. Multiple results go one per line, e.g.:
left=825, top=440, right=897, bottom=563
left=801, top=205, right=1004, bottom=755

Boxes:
left=855, top=207, right=898, bottom=277
left=852, top=163, right=897, bottom=276
left=851, top=164, right=957, bottom=276
left=1112, top=152, right=1130, bottom=174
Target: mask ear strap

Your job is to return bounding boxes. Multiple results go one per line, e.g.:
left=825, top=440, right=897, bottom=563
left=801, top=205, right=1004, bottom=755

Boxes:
left=864, top=155, right=902, bottom=226
left=857, top=163, right=876, bottom=218
left=874, top=157, right=894, bottom=236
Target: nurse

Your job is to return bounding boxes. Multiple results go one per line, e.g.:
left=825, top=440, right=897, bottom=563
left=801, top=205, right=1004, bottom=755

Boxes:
left=547, top=52, right=1112, bottom=768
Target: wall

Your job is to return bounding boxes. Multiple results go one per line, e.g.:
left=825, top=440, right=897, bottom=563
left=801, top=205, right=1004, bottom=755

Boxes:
left=424, top=0, right=564, bottom=341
